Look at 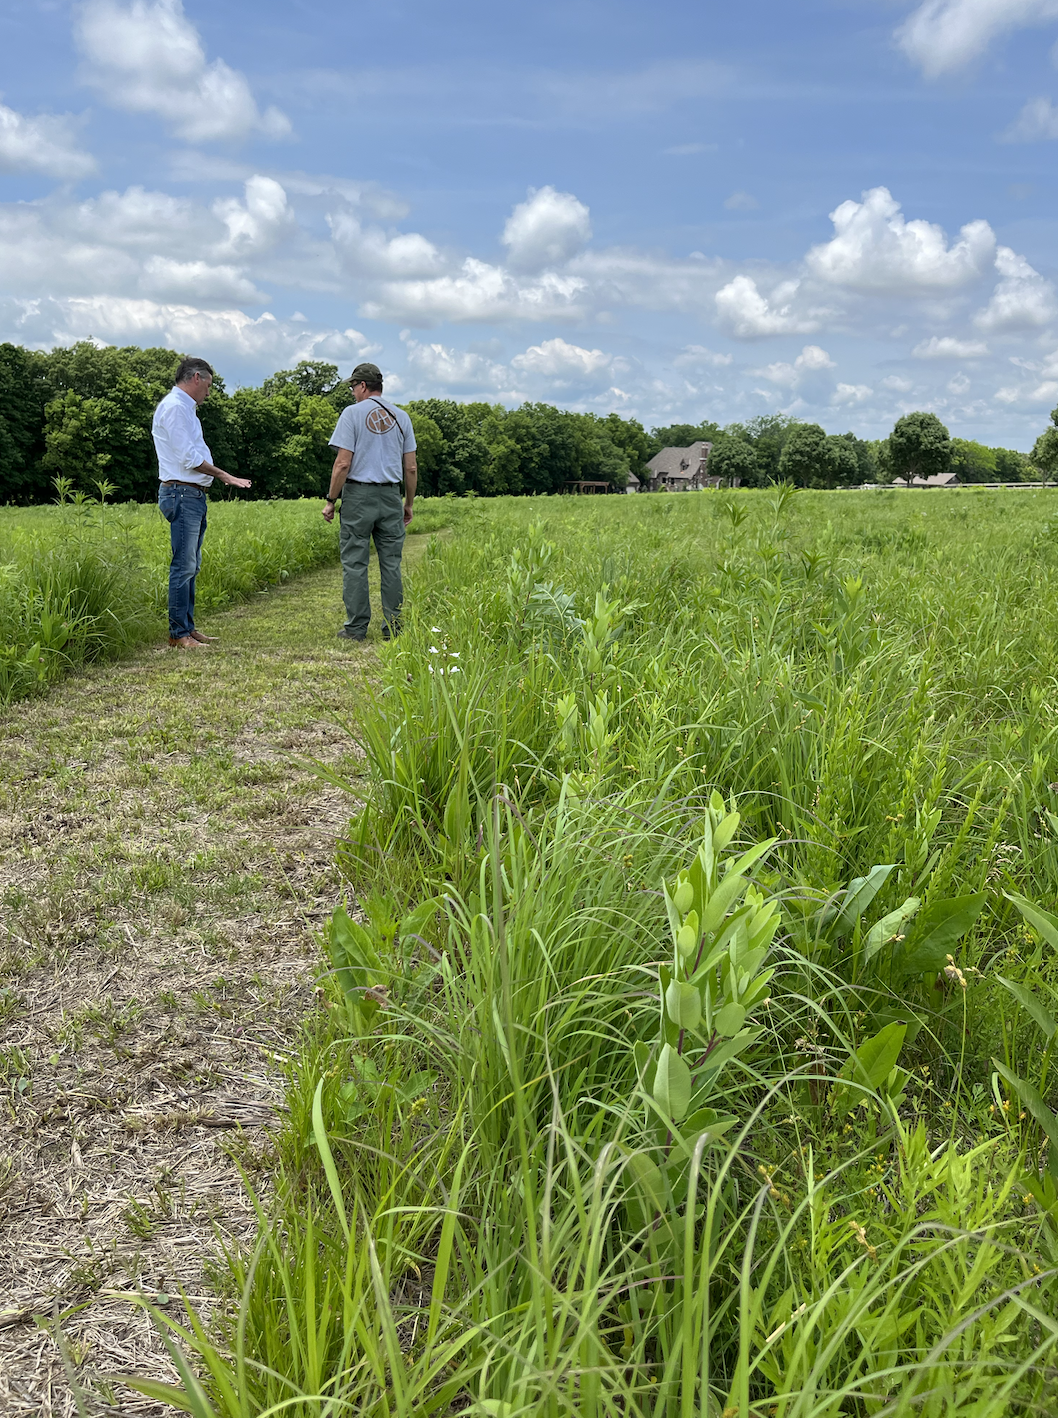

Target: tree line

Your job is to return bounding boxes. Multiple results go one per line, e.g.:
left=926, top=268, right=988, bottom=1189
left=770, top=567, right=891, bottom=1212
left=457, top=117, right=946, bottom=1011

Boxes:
left=0, top=340, right=1043, bottom=504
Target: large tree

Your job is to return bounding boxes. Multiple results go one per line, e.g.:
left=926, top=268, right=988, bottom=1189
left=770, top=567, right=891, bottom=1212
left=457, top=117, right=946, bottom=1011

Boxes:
left=707, top=437, right=759, bottom=487
left=888, top=412, right=952, bottom=487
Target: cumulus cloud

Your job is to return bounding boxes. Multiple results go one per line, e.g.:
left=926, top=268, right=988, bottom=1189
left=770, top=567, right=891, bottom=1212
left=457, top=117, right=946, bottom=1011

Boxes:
left=974, top=246, right=1058, bottom=330
left=0, top=103, right=95, bottom=179
left=76, top=0, right=290, bottom=143
left=724, top=191, right=759, bottom=211
left=501, top=186, right=592, bottom=273
left=806, top=187, right=995, bottom=292
left=214, top=176, right=294, bottom=254
left=401, top=336, right=511, bottom=392
left=328, top=210, right=443, bottom=279
left=7, top=293, right=376, bottom=363
left=896, top=0, right=1058, bottom=78
left=754, top=343, right=835, bottom=387
left=510, top=336, right=616, bottom=382
left=913, top=335, right=989, bottom=358
left=715, top=275, right=821, bottom=337
left=362, top=258, right=588, bottom=325
left=140, top=257, right=265, bottom=304
left=831, top=383, right=872, bottom=405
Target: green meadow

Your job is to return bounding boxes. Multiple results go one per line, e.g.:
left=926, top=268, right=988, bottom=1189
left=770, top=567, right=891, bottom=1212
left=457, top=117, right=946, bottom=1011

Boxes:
left=6, top=484, right=1058, bottom=1414
left=122, top=486, right=1058, bottom=1417
left=0, top=486, right=468, bottom=702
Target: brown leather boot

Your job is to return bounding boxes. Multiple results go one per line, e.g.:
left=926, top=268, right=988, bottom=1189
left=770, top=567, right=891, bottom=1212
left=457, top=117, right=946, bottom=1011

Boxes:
left=168, top=635, right=205, bottom=649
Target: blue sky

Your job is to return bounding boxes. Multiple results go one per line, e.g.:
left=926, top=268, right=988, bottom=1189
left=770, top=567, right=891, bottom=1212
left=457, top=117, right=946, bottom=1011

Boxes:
left=3, top=0, right=1058, bottom=445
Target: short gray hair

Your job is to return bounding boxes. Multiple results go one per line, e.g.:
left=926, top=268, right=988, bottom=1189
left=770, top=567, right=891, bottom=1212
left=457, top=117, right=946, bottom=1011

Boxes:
left=174, top=356, right=214, bottom=385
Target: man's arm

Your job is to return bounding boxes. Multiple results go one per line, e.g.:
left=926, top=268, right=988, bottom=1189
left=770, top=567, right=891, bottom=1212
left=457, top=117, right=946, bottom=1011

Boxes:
left=402, top=451, right=417, bottom=526
left=194, top=460, right=251, bottom=490
left=322, top=448, right=352, bottom=522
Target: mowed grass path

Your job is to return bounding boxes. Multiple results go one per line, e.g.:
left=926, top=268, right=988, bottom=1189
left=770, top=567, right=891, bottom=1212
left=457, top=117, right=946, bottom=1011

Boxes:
left=0, top=546, right=422, bottom=1415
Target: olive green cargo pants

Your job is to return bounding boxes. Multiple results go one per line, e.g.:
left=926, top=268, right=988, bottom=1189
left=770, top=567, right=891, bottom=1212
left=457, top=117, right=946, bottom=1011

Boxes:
left=338, top=480, right=405, bottom=638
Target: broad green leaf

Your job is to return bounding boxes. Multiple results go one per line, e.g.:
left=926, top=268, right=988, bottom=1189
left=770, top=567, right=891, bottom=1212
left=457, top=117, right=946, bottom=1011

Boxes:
left=712, top=809, right=741, bottom=854
left=653, top=1043, right=692, bottom=1122
left=676, top=910, right=699, bottom=958
left=665, top=978, right=702, bottom=1030
left=996, top=976, right=1058, bottom=1041
left=827, top=864, right=895, bottom=937
left=864, top=897, right=921, bottom=964
left=894, top=893, right=985, bottom=979
left=1003, top=890, right=1058, bottom=953
left=673, top=877, right=694, bottom=915
left=994, top=1060, right=1058, bottom=1177
left=841, top=1020, right=908, bottom=1091
left=715, top=1001, right=747, bottom=1036
left=625, top=1151, right=667, bottom=1216
left=698, top=838, right=776, bottom=937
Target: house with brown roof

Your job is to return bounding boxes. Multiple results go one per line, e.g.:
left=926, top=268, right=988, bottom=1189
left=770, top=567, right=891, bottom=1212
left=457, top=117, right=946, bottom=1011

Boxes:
left=645, top=441, right=713, bottom=492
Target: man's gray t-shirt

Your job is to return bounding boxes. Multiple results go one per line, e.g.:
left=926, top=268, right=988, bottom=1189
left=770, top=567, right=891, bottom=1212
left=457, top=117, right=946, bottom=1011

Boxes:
left=329, top=399, right=416, bottom=485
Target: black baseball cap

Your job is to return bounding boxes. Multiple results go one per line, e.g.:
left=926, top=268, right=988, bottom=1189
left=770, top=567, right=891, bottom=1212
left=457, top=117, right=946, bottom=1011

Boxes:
left=350, top=362, right=383, bottom=385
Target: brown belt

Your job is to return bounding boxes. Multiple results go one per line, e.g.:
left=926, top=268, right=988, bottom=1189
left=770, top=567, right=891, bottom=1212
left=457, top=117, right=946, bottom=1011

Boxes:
left=160, top=480, right=205, bottom=487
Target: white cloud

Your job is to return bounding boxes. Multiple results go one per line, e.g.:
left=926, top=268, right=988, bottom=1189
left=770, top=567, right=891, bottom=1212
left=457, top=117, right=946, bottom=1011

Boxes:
left=947, top=372, right=971, bottom=394
left=896, top=0, right=1058, bottom=78
left=328, top=210, right=443, bottom=279
left=673, top=344, right=733, bottom=368
left=912, top=335, right=989, bottom=358
left=974, top=246, right=1058, bottom=330
left=1002, top=96, right=1058, bottom=141
left=995, top=379, right=1058, bottom=405
left=724, top=191, right=759, bottom=211
left=510, top=336, right=615, bottom=382
left=664, top=142, right=716, bottom=156
left=832, top=382, right=873, bottom=405
left=715, top=275, right=821, bottom=337
left=754, top=343, right=835, bottom=386
left=806, top=187, right=995, bottom=292
left=8, top=293, right=376, bottom=363
left=140, top=257, right=265, bottom=304
left=76, top=0, right=290, bottom=143
left=882, top=374, right=915, bottom=392
left=401, top=336, right=511, bottom=393
left=214, top=176, right=294, bottom=255
left=362, top=258, right=588, bottom=324
left=501, top=187, right=592, bottom=273
left=0, top=103, right=95, bottom=179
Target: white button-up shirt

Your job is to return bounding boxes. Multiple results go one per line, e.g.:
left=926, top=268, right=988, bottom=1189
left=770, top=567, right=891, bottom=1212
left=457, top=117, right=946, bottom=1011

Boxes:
left=152, top=387, right=213, bottom=487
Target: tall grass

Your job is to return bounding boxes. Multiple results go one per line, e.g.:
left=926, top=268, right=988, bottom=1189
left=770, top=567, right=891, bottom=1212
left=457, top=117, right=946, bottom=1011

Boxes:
left=0, top=486, right=467, bottom=704
left=124, top=488, right=1058, bottom=1416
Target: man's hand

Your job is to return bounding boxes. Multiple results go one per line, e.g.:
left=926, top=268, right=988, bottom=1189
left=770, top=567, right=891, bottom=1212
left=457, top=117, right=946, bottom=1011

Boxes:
left=196, top=461, right=251, bottom=489
left=225, top=475, right=252, bottom=489
left=322, top=500, right=336, bottom=523
left=403, top=503, right=414, bottom=527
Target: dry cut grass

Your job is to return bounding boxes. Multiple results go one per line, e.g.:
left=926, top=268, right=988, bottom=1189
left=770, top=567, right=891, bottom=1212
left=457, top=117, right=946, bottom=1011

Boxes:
left=0, top=553, right=406, bottom=1415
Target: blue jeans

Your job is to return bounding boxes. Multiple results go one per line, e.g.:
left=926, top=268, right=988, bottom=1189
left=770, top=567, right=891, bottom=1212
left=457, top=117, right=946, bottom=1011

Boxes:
left=158, top=482, right=207, bottom=639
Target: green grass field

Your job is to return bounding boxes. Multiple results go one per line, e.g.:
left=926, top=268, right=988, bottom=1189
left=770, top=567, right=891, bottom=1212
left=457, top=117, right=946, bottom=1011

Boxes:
left=118, top=486, right=1058, bottom=1417
left=0, top=488, right=470, bottom=703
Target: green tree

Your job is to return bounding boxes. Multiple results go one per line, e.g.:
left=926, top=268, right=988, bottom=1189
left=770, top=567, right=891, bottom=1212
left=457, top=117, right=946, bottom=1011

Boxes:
left=707, top=437, right=759, bottom=487
left=404, top=410, right=444, bottom=495
left=778, top=423, right=831, bottom=487
left=950, top=438, right=997, bottom=484
left=993, top=448, right=1029, bottom=482
left=0, top=344, right=51, bottom=503
left=261, top=361, right=343, bottom=399
left=888, top=412, right=952, bottom=488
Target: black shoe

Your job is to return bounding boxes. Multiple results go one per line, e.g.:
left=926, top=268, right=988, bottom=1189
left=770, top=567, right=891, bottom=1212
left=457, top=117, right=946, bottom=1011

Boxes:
left=381, top=621, right=401, bottom=641
left=337, top=627, right=366, bottom=641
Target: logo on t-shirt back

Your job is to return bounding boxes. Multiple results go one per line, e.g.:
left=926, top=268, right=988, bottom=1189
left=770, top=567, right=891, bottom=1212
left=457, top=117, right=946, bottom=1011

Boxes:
left=366, top=405, right=397, bottom=435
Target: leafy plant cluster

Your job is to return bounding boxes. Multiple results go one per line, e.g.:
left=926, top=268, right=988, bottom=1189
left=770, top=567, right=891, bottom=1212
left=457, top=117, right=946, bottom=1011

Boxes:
left=136, top=489, right=1058, bottom=1416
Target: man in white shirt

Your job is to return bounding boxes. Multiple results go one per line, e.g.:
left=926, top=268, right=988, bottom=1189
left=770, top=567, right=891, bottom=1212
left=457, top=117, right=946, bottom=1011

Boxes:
left=152, top=357, right=252, bottom=649
left=321, top=362, right=417, bottom=641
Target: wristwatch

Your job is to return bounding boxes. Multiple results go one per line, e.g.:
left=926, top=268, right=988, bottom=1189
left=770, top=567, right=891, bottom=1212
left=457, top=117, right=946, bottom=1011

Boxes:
left=325, top=496, right=337, bottom=505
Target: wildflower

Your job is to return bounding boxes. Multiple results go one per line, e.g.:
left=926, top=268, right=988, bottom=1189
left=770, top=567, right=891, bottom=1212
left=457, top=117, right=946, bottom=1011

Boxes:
left=848, top=1220, right=877, bottom=1261
left=943, top=953, right=967, bottom=989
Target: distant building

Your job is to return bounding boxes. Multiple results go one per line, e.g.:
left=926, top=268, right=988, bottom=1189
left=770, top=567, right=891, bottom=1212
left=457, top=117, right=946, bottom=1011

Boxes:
left=908, top=472, right=959, bottom=488
left=646, top=441, right=714, bottom=492
left=625, top=471, right=642, bottom=493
